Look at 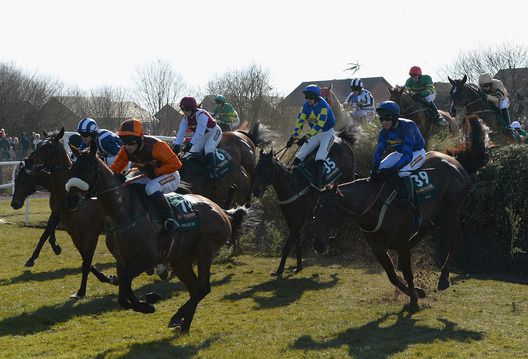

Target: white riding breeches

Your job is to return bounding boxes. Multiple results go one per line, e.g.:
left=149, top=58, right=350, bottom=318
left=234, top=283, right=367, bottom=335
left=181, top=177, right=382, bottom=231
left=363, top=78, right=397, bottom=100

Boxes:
left=134, top=170, right=181, bottom=196
left=424, top=92, right=436, bottom=102
left=498, top=97, right=510, bottom=110
left=379, top=149, right=426, bottom=177
left=296, top=128, right=335, bottom=162
left=189, top=125, right=222, bottom=155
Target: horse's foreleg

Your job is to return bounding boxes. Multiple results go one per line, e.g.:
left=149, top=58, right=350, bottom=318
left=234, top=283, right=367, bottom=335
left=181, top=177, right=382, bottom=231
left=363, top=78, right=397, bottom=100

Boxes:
left=272, top=229, right=300, bottom=277
left=119, top=269, right=155, bottom=314
left=371, top=247, right=414, bottom=297
left=397, top=246, right=425, bottom=308
left=90, top=265, right=118, bottom=285
left=293, top=231, right=303, bottom=273
left=169, top=256, right=200, bottom=332
left=47, top=211, right=62, bottom=255
left=438, top=206, right=461, bottom=291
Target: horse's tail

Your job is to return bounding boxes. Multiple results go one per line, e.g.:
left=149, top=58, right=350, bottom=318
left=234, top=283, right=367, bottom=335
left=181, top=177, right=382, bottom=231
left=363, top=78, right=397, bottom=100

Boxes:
left=223, top=203, right=262, bottom=247
left=238, top=121, right=276, bottom=148
left=336, top=123, right=358, bottom=147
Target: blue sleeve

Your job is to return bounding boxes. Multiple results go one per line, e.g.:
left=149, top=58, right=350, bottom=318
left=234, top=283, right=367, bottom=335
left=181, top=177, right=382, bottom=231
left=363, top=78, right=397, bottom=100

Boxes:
left=101, top=136, right=122, bottom=156
left=393, top=125, right=414, bottom=169
left=372, top=131, right=386, bottom=168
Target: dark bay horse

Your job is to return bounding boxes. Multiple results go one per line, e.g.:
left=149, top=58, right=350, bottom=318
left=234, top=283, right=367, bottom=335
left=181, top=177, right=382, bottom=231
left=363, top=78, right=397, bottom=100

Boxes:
left=23, top=129, right=117, bottom=298
left=389, top=86, right=459, bottom=144
left=179, top=121, right=274, bottom=208
left=252, top=126, right=357, bottom=277
left=311, top=151, right=471, bottom=308
left=66, top=141, right=248, bottom=332
left=448, top=75, right=516, bottom=147
left=10, top=161, right=62, bottom=267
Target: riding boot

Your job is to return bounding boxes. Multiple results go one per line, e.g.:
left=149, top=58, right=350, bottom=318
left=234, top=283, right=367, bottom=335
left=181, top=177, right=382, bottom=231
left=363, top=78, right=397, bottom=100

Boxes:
left=500, top=108, right=512, bottom=129
left=205, top=152, right=218, bottom=180
left=315, top=160, right=325, bottom=189
left=150, top=191, right=178, bottom=232
left=427, top=101, right=447, bottom=126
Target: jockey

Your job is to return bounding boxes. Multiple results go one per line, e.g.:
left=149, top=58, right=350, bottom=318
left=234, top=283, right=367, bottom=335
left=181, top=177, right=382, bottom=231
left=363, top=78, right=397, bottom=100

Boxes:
left=370, top=101, right=426, bottom=206
left=286, top=84, right=336, bottom=189
left=77, top=118, right=123, bottom=165
left=511, top=121, right=526, bottom=143
left=212, top=95, right=240, bottom=131
left=404, top=66, right=447, bottom=126
left=111, top=118, right=182, bottom=232
left=172, top=96, right=223, bottom=179
left=344, top=78, right=375, bottom=120
left=478, top=73, right=511, bottom=129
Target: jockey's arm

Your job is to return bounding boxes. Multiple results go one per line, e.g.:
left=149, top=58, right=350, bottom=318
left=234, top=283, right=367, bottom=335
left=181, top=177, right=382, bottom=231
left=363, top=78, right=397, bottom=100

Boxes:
left=190, top=112, right=208, bottom=145
left=173, top=117, right=189, bottom=146
left=110, top=147, right=130, bottom=174
left=152, top=141, right=182, bottom=176
left=291, top=110, right=308, bottom=138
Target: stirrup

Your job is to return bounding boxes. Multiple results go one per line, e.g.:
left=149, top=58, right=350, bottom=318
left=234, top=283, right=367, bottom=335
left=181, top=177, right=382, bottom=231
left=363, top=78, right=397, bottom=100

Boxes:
left=165, top=218, right=179, bottom=232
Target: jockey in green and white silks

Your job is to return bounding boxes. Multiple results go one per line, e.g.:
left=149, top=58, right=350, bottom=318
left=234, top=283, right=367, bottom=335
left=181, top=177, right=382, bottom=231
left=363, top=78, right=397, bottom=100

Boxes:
left=286, top=84, right=336, bottom=188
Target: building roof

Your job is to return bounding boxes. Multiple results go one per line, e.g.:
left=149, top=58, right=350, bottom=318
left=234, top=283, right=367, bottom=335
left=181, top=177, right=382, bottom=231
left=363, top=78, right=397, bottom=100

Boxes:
left=283, top=77, right=393, bottom=108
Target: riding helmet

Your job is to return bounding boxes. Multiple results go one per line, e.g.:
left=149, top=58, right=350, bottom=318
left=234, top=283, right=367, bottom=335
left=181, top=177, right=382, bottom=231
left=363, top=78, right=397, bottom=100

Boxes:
left=303, top=84, right=321, bottom=98
left=77, top=118, right=98, bottom=136
left=409, top=66, right=422, bottom=76
left=350, top=78, right=363, bottom=90
left=117, top=118, right=144, bottom=139
left=214, top=95, right=226, bottom=104
left=376, top=101, right=400, bottom=120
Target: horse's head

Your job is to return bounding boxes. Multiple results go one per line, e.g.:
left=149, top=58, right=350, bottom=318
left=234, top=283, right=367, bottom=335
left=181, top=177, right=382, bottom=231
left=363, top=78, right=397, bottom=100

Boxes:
left=65, top=141, right=100, bottom=211
left=25, top=128, right=66, bottom=175
left=252, top=148, right=275, bottom=198
left=311, top=183, right=343, bottom=255
left=448, top=75, right=470, bottom=107
left=388, top=85, right=405, bottom=102
left=10, top=162, right=35, bottom=210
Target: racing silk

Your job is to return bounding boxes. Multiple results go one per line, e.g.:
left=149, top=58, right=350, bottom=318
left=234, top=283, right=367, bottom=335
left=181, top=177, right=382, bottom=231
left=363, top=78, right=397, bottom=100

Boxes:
left=80, top=129, right=122, bottom=159
left=111, top=135, right=182, bottom=178
left=372, top=118, right=425, bottom=170
left=405, top=75, right=435, bottom=97
left=344, top=89, right=375, bottom=109
left=479, top=79, right=508, bottom=105
left=212, top=103, right=239, bottom=125
left=291, top=97, right=336, bottom=139
left=174, top=109, right=217, bottom=146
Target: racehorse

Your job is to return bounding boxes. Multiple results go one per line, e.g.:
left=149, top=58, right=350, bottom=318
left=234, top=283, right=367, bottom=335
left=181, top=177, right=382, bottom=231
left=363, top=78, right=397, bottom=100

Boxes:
left=447, top=115, right=490, bottom=175
left=11, top=161, right=62, bottom=267
left=252, top=125, right=357, bottom=277
left=179, top=121, right=274, bottom=208
left=23, top=129, right=118, bottom=298
left=448, top=75, right=516, bottom=147
left=311, top=151, right=471, bottom=308
left=389, top=85, right=459, bottom=144
left=65, top=140, right=248, bottom=332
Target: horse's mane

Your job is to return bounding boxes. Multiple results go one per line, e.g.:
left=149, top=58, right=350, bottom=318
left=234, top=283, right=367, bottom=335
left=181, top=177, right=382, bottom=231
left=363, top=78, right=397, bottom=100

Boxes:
left=335, top=123, right=358, bottom=147
left=239, top=121, right=276, bottom=148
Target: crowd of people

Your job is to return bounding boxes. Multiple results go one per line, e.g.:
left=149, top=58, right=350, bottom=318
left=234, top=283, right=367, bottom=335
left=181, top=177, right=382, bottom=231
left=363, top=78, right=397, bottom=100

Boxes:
left=0, top=129, right=42, bottom=161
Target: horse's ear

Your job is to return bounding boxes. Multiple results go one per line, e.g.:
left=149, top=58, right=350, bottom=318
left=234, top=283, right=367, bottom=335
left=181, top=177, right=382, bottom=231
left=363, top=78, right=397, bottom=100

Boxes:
left=89, top=140, right=97, bottom=156
left=42, top=130, right=48, bottom=137
left=448, top=76, right=454, bottom=85
left=462, top=75, right=467, bottom=84
left=55, top=127, right=65, bottom=141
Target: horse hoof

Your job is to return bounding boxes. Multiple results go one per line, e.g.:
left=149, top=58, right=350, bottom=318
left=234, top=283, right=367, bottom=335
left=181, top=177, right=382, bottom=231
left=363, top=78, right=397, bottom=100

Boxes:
left=108, top=275, right=119, bottom=286
left=405, top=302, right=420, bottom=314
left=135, top=302, right=155, bottom=314
left=270, top=271, right=282, bottom=278
left=292, top=267, right=303, bottom=274
left=24, top=259, right=35, bottom=268
left=70, top=292, right=84, bottom=300
left=437, top=278, right=450, bottom=291
left=145, top=292, right=162, bottom=304
left=415, top=287, right=427, bottom=298
left=52, top=245, right=62, bottom=255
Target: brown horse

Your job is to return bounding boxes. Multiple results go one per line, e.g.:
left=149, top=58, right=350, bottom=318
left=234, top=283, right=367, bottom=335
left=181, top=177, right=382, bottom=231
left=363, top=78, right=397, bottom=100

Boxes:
left=11, top=161, right=62, bottom=267
left=448, top=75, right=516, bottom=147
left=65, top=141, right=248, bottom=332
left=389, top=85, right=459, bottom=144
left=179, top=121, right=274, bottom=208
left=311, top=151, right=471, bottom=308
left=23, top=128, right=118, bottom=298
left=252, top=125, right=357, bottom=276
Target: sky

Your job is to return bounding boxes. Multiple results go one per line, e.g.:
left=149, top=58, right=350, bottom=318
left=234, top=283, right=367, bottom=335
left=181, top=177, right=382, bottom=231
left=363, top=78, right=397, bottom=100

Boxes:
left=1, top=0, right=527, bottom=98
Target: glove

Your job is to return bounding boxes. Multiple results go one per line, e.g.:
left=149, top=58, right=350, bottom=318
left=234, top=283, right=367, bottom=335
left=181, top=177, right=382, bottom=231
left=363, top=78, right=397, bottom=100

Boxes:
left=369, top=168, right=382, bottom=181
left=286, top=136, right=295, bottom=148
left=172, top=144, right=181, bottom=154
left=297, top=136, right=308, bottom=146
left=379, top=167, right=398, bottom=178
left=182, top=141, right=193, bottom=153
left=142, top=166, right=156, bottom=178
left=115, top=172, right=126, bottom=183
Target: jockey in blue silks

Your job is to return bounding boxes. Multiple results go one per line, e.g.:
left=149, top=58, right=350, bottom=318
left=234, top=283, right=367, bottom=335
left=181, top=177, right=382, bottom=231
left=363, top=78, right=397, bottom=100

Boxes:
left=77, top=117, right=123, bottom=165
left=286, top=84, right=336, bottom=188
left=370, top=101, right=426, bottom=205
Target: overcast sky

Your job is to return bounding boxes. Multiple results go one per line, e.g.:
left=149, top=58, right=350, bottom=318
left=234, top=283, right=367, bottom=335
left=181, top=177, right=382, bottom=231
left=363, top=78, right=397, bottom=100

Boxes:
left=1, top=0, right=526, bottom=97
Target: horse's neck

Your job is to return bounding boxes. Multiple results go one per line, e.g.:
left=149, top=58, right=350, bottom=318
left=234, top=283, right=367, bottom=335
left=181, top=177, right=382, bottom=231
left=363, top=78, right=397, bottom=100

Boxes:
left=340, top=180, right=386, bottom=225
left=399, top=95, right=422, bottom=114
left=270, top=160, right=305, bottom=200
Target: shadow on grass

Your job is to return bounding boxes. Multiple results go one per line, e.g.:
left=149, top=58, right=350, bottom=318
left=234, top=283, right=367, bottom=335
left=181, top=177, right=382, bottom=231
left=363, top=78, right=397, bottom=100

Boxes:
left=0, top=274, right=232, bottom=337
left=95, top=335, right=220, bottom=359
left=292, top=310, right=483, bottom=358
left=451, top=272, right=528, bottom=286
left=0, top=262, right=116, bottom=286
left=222, top=273, right=339, bottom=309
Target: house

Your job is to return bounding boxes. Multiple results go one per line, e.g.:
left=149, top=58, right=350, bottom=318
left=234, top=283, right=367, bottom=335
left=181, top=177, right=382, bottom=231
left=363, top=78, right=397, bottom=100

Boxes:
left=283, top=77, right=393, bottom=109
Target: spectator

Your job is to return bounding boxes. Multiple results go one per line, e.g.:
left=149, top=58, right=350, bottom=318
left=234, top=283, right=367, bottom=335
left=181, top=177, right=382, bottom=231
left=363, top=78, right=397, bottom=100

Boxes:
left=0, top=129, right=9, bottom=160
left=21, top=132, right=30, bottom=154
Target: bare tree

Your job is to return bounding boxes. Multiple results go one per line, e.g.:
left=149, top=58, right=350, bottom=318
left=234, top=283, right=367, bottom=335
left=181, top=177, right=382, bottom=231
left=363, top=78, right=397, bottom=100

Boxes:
left=89, top=86, right=129, bottom=131
left=134, top=59, right=187, bottom=133
left=207, top=64, right=274, bottom=123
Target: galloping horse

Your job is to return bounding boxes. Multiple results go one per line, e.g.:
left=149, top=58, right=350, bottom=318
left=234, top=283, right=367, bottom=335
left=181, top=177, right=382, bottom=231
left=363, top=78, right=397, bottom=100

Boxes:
left=311, top=151, right=471, bottom=308
left=23, top=129, right=117, bottom=298
left=179, top=121, right=274, bottom=208
left=448, top=75, right=515, bottom=147
left=11, top=161, right=62, bottom=267
left=389, top=85, right=459, bottom=144
left=252, top=125, right=357, bottom=277
left=66, top=141, right=248, bottom=332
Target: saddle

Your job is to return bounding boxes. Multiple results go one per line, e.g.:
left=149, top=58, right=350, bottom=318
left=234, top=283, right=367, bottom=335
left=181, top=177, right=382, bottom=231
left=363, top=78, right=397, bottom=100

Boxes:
left=294, top=150, right=342, bottom=188
left=181, top=149, right=233, bottom=179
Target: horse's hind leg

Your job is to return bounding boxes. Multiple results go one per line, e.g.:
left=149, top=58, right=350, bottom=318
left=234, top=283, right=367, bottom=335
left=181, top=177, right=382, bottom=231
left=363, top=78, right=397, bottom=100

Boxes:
left=438, top=205, right=461, bottom=291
